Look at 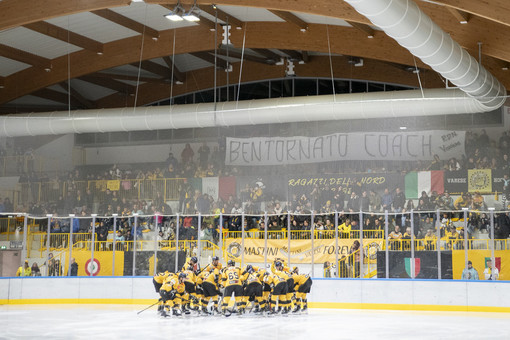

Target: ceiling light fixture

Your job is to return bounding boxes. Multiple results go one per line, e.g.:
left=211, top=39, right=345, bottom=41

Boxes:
left=164, top=0, right=200, bottom=22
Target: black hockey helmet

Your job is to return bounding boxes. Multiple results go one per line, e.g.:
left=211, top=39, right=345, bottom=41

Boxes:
left=275, top=261, right=283, bottom=270
left=212, top=256, right=219, bottom=262
left=246, top=265, right=254, bottom=273
left=227, top=260, right=235, bottom=267
left=190, top=256, right=198, bottom=264
left=179, top=272, right=186, bottom=280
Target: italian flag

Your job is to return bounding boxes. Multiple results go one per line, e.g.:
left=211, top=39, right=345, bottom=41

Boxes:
left=405, top=171, right=444, bottom=199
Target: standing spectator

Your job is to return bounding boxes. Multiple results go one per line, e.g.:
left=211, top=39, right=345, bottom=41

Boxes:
left=68, top=258, right=78, bottom=276
left=31, top=262, right=41, bottom=276
left=382, top=188, right=393, bottom=212
left=369, top=190, right=382, bottom=212
left=181, top=143, right=194, bottom=164
left=348, top=240, right=361, bottom=278
left=461, top=260, right=479, bottom=280
left=16, top=260, right=31, bottom=277
left=197, top=142, right=210, bottom=168
left=393, top=188, right=405, bottom=213
left=3, top=197, right=13, bottom=213
left=484, top=259, right=499, bottom=280
left=323, top=261, right=333, bottom=278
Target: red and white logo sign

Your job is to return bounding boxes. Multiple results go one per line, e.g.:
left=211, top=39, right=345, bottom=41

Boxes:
left=85, top=258, right=101, bottom=276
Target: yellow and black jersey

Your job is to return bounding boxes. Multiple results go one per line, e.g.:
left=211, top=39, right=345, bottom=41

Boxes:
left=153, top=271, right=172, bottom=284
left=271, top=269, right=289, bottom=285
left=244, top=271, right=263, bottom=285
left=203, top=268, right=221, bottom=288
left=202, top=262, right=223, bottom=273
left=161, top=274, right=185, bottom=294
left=182, top=258, right=200, bottom=273
left=292, top=273, right=310, bottom=286
left=181, top=269, right=197, bottom=283
left=271, top=260, right=290, bottom=274
left=221, top=267, right=243, bottom=287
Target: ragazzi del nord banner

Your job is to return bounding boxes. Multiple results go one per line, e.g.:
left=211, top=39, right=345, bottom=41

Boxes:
left=226, top=131, right=465, bottom=165
left=224, top=238, right=383, bottom=264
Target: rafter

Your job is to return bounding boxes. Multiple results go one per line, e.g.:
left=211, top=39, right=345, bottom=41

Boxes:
left=190, top=52, right=229, bottom=70
left=200, top=5, right=244, bottom=28
left=93, top=72, right=171, bottom=84
left=91, top=9, right=160, bottom=39
left=345, top=20, right=375, bottom=38
left=162, top=56, right=186, bottom=83
left=59, top=82, right=96, bottom=109
left=269, top=10, right=308, bottom=31
left=251, top=48, right=283, bottom=62
left=217, top=47, right=274, bottom=65
left=79, top=75, right=136, bottom=94
left=31, top=88, right=80, bottom=106
left=280, top=49, right=303, bottom=61
left=24, top=21, right=104, bottom=54
left=131, top=60, right=171, bottom=78
left=447, top=7, right=471, bottom=24
left=0, top=43, right=52, bottom=70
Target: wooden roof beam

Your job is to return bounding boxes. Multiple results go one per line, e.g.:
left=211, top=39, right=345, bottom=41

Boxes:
left=200, top=5, right=244, bottom=28
left=91, top=9, right=160, bottom=39
left=346, top=20, right=375, bottom=38
left=131, top=60, right=171, bottom=78
left=79, top=75, right=136, bottom=94
left=0, top=43, right=52, bottom=70
left=31, top=88, right=80, bottom=106
left=190, top=52, right=229, bottom=70
left=59, top=81, right=96, bottom=109
left=24, top=21, right=104, bottom=54
left=269, top=10, right=308, bottom=31
left=251, top=48, right=283, bottom=62
left=280, top=49, right=303, bottom=61
left=92, top=72, right=171, bottom=84
left=162, top=56, right=186, bottom=83
left=448, top=7, right=471, bottom=24
left=217, top=47, right=274, bottom=65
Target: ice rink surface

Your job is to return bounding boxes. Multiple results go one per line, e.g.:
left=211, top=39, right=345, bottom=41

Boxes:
left=2, top=305, right=510, bottom=339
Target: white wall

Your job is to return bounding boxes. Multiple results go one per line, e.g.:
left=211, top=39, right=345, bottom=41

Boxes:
left=85, top=142, right=219, bottom=165
left=35, top=134, right=74, bottom=172
left=1, top=277, right=509, bottom=312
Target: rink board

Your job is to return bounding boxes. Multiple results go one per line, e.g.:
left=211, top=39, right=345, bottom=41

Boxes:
left=1, top=277, right=509, bottom=312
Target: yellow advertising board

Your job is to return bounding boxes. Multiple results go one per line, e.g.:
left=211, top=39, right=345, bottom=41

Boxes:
left=107, top=180, right=120, bottom=191
left=467, top=169, right=492, bottom=193
left=224, top=238, right=383, bottom=264
left=452, top=250, right=509, bottom=280
left=62, top=250, right=125, bottom=276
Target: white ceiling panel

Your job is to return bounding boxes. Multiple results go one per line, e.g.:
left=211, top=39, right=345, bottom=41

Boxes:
left=68, top=79, right=117, bottom=101
left=0, top=27, right=82, bottom=59
left=8, top=95, right=67, bottom=106
left=173, top=54, right=212, bottom=73
left=216, top=5, right=285, bottom=22
left=46, top=12, right=140, bottom=43
left=290, top=12, right=352, bottom=26
left=0, top=57, right=31, bottom=77
left=112, top=3, right=196, bottom=31
left=102, top=64, right=158, bottom=78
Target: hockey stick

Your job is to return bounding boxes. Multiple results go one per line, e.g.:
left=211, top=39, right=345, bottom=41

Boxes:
left=137, top=300, right=160, bottom=315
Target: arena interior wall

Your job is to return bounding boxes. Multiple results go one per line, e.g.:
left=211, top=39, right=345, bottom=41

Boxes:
left=1, top=277, right=509, bottom=312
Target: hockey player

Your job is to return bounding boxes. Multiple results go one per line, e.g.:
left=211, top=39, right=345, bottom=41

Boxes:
left=292, top=266, right=313, bottom=312
left=181, top=266, right=199, bottom=312
left=182, top=256, right=200, bottom=274
left=260, top=268, right=273, bottom=312
left=159, top=272, right=187, bottom=317
left=202, top=256, right=222, bottom=273
left=241, top=264, right=265, bottom=313
left=153, top=271, right=173, bottom=312
left=270, top=261, right=290, bottom=314
left=220, top=260, right=245, bottom=315
left=200, top=265, right=222, bottom=314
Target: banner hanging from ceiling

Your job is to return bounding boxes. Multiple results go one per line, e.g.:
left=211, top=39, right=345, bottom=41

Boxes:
left=226, top=131, right=465, bottom=165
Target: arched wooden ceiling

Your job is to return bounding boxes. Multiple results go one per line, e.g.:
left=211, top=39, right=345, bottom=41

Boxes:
left=0, top=0, right=509, bottom=113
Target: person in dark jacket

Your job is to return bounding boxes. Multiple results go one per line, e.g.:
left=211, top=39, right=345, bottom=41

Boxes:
left=69, top=258, right=78, bottom=276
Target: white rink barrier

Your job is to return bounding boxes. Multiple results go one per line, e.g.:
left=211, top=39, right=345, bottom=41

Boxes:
left=1, top=277, right=509, bottom=312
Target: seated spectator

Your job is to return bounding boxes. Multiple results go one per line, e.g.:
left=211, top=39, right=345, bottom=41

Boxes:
left=423, top=229, right=436, bottom=250
left=388, top=225, right=402, bottom=250
left=31, top=262, right=41, bottom=276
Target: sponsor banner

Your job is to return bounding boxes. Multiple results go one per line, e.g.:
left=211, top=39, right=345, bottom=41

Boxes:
left=107, top=180, right=120, bottom=191
left=444, top=170, right=468, bottom=193
left=224, top=238, right=383, bottom=264
left=492, top=169, right=507, bottom=193
left=452, top=250, right=509, bottom=280
left=468, top=169, right=492, bottom=193
left=376, top=251, right=453, bottom=279
left=226, top=131, right=465, bottom=165
left=68, top=250, right=125, bottom=277
left=288, top=173, right=404, bottom=197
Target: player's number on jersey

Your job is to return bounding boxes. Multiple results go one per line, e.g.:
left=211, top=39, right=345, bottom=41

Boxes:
left=228, top=272, right=239, bottom=280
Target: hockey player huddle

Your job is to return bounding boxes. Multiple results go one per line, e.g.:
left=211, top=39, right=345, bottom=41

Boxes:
left=152, top=256, right=313, bottom=317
